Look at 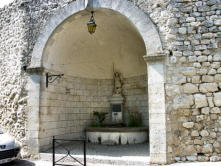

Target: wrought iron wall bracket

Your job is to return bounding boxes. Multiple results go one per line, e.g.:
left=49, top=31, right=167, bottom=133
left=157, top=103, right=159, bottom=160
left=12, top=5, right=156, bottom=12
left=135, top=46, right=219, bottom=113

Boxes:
left=46, top=73, right=64, bottom=88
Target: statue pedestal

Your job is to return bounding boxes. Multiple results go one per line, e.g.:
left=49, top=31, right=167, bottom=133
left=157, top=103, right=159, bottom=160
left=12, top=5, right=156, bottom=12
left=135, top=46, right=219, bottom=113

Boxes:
left=109, top=95, right=124, bottom=124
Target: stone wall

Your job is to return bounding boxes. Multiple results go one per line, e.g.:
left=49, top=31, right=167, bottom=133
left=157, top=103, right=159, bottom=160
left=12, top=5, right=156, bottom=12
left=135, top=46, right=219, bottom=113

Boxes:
left=165, top=0, right=221, bottom=162
left=39, top=72, right=148, bottom=150
left=0, top=0, right=29, bottom=156
left=0, top=0, right=76, bottom=157
left=130, top=0, right=221, bottom=162
left=124, top=75, right=148, bottom=127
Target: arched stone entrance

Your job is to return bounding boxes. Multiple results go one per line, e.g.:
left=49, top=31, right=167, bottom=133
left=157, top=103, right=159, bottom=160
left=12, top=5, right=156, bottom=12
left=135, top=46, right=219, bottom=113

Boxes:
left=27, top=0, right=167, bottom=164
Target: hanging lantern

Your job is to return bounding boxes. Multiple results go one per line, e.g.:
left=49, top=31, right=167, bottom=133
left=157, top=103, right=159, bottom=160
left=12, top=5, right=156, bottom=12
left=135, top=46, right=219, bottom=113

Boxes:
left=87, top=11, right=96, bottom=34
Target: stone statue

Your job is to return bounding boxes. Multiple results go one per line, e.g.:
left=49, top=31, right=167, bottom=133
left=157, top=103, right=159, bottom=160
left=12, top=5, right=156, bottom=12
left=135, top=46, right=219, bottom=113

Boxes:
left=113, top=71, right=123, bottom=95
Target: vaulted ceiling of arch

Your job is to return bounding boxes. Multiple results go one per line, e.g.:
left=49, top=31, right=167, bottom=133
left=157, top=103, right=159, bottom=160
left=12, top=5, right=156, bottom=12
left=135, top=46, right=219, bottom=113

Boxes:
left=43, top=9, right=146, bottom=79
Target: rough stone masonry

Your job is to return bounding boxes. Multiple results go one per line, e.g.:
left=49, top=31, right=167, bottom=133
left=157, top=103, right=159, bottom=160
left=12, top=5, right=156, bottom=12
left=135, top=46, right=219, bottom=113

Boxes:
left=0, top=0, right=221, bottom=164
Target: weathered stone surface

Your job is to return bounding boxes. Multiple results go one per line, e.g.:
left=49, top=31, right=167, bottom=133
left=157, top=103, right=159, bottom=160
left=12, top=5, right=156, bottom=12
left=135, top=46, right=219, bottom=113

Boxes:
left=179, top=27, right=187, bottom=34
left=172, top=75, right=187, bottom=84
left=210, top=107, right=221, bottom=114
left=214, top=16, right=221, bottom=24
left=198, top=155, right=209, bottom=162
left=210, top=114, right=218, bottom=120
left=199, top=83, right=218, bottom=93
left=201, top=107, right=210, bottom=115
left=202, top=75, right=214, bottom=82
left=210, top=156, right=221, bottom=162
left=191, top=130, right=199, bottom=137
left=173, top=95, right=194, bottom=109
left=166, top=84, right=180, bottom=97
left=208, top=69, right=216, bottom=75
left=202, top=144, right=213, bottom=153
left=194, top=139, right=203, bottom=145
left=186, top=155, right=197, bottom=161
left=200, top=130, right=209, bottom=137
left=182, top=67, right=196, bottom=76
left=215, top=74, right=221, bottom=82
left=183, top=122, right=194, bottom=129
left=182, top=83, right=198, bottom=94
left=197, top=56, right=207, bottom=62
left=214, top=92, right=221, bottom=106
left=196, top=115, right=205, bottom=122
left=194, top=94, right=208, bottom=108
left=208, top=97, right=214, bottom=107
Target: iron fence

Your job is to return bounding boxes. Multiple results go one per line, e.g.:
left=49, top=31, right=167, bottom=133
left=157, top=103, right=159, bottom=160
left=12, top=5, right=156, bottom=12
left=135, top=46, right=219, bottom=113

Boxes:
left=52, top=136, right=86, bottom=166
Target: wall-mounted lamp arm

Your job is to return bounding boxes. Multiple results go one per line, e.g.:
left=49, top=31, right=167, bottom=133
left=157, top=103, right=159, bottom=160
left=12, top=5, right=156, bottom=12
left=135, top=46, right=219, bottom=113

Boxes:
left=46, top=73, right=64, bottom=88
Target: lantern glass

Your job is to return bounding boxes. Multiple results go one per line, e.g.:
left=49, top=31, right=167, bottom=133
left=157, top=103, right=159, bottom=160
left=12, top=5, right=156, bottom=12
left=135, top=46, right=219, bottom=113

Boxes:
left=87, top=11, right=96, bottom=34
left=87, top=21, right=96, bottom=34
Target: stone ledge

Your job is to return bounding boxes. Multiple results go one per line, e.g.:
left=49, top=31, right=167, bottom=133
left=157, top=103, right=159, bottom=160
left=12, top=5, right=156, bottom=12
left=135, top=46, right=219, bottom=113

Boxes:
left=143, top=53, right=166, bottom=62
left=85, top=127, right=148, bottom=132
left=26, top=67, right=44, bottom=74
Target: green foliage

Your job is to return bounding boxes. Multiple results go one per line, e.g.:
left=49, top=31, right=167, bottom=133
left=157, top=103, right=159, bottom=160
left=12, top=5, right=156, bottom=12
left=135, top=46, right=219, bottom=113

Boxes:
left=128, top=112, right=142, bottom=127
left=92, top=111, right=108, bottom=127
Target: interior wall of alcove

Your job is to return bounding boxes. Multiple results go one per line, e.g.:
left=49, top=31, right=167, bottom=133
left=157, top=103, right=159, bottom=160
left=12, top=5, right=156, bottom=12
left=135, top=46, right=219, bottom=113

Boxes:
left=38, top=8, right=148, bottom=150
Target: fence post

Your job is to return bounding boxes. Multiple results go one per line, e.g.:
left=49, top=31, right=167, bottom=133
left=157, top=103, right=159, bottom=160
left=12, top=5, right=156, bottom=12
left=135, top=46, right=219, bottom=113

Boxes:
left=52, top=136, right=55, bottom=166
left=84, top=139, right=86, bottom=166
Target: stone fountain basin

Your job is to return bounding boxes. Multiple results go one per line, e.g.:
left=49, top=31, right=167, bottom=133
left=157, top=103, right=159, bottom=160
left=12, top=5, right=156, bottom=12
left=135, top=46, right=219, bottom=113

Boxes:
left=85, top=127, right=148, bottom=145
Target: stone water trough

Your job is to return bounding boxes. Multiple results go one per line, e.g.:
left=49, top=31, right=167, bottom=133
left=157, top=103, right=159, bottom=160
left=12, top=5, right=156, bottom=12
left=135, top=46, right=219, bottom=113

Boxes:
left=85, top=127, right=148, bottom=145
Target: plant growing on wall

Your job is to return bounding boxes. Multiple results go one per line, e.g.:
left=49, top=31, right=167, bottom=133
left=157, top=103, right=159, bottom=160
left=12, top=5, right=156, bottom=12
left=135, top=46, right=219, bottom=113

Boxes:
left=128, top=112, right=142, bottom=127
left=92, top=111, right=108, bottom=127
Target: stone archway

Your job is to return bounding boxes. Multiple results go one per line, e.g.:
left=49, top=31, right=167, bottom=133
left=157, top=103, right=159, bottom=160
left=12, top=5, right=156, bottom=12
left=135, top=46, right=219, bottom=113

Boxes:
left=27, top=0, right=167, bottom=164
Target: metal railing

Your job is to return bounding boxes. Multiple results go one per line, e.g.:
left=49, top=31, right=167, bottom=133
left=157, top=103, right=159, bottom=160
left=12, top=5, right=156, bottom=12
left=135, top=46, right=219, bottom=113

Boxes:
left=52, top=136, right=86, bottom=166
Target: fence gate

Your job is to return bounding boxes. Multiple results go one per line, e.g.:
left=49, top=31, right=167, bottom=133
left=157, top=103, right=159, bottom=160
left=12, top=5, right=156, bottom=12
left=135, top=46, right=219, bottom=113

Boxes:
left=52, top=136, right=86, bottom=166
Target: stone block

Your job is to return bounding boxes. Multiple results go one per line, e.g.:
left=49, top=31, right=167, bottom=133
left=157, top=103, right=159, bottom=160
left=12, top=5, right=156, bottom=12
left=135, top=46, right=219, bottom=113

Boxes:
left=183, top=122, right=194, bottom=129
left=211, top=62, right=221, bottom=69
left=179, top=27, right=187, bottom=34
left=194, top=94, right=208, bottom=108
left=215, top=74, right=221, bottom=82
left=186, top=156, right=197, bottom=161
left=197, top=56, right=208, bottom=62
left=165, top=84, right=180, bottom=97
left=182, top=67, right=196, bottom=76
left=210, top=156, right=221, bottom=162
left=200, top=130, right=209, bottom=137
left=191, top=130, right=199, bottom=136
left=208, top=97, right=214, bottom=107
left=173, top=95, right=194, bottom=109
left=202, top=75, right=214, bottom=82
left=210, top=114, right=218, bottom=120
left=196, top=115, right=205, bottom=122
left=199, top=83, right=218, bottom=93
left=192, top=76, right=201, bottom=83
left=210, top=132, right=216, bottom=139
left=210, top=107, right=221, bottom=114
left=214, top=92, right=221, bottom=106
left=214, top=19, right=221, bottom=26
left=201, top=107, right=210, bottom=115
left=198, top=155, right=209, bottom=161
left=197, top=69, right=207, bottom=76
left=172, top=75, right=187, bottom=84
left=182, top=83, right=198, bottom=94
left=194, top=139, right=203, bottom=145
left=208, top=69, right=216, bottom=75
left=202, top=144, right=213, bottom=153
